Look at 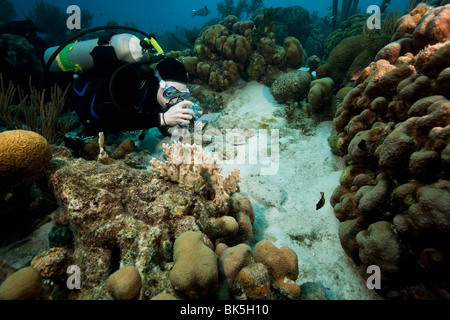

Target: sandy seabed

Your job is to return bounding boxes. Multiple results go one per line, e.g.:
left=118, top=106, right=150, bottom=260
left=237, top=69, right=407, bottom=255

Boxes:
left=208, top=81, right=381, bottom=300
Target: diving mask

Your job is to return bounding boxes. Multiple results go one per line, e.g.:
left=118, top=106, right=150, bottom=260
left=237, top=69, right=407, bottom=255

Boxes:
left=163, top=86, right=192, bottom=100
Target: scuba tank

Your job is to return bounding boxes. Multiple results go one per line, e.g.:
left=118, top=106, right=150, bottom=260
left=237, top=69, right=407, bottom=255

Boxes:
left=44, top=33, right=152, bottom=73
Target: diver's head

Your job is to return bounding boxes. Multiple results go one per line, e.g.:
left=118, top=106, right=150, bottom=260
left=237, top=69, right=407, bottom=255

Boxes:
left=154, top=58, right=190, bottom=107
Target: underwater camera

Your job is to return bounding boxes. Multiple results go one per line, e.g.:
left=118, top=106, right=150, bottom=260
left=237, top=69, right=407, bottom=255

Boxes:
left=182, top=101, right=204, bottom=132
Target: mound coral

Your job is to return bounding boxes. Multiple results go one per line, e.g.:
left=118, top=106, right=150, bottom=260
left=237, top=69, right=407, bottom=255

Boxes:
left=0, top=266, right=42, bottom=300
left=307, top=77, right=334, bottom=113
left=107, top=266, right=142, bottom=300
left=170, top=231, right=218, bottom=299
left=218, top=243, right=252, bottom=296
left=317, top=35, right=382, bottom=88
left=253, top=241, right=301, bottom=299
left=270, top=70, right=311, bottom=103
left=329, top=2, right=450, bottom=299
left=283, top=36, right=304, bottom=69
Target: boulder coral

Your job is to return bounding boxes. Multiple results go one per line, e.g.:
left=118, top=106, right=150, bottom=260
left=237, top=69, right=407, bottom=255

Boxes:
left=169, top=231, right=218, bottom=299
left=107, top=266, right=142, bottom=300
left=218, top=243, right=252, bottom=297
left=0, top=266, right=42, bottom=300
left=283, top=36, right=303, bottom=69
left=253, top=241, right=301, bottom=299
left=329, top=2, right=450, bottom=299
left=270, top=70, right=311, bottom=103
left=189, top=13, right=308, bottom=92
left=307, top=77, right=334, bottom=113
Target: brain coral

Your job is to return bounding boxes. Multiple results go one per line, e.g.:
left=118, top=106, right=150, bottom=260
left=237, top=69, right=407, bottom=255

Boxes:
left=0, top=130, right=52, bottom=187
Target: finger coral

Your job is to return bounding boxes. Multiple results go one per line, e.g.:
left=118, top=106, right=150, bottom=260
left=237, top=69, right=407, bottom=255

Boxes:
left=150, top=142, right=241, bottom=209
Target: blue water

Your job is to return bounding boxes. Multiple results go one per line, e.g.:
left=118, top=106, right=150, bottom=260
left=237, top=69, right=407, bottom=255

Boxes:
left=13, top=0, right=411, bottom=34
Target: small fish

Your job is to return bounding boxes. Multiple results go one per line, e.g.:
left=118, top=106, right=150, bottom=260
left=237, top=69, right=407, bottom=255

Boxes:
left=350, top=69, right=362, bottom=81
left=192, top=5, right=211, bottom=17
left=327, top=7, right=332, bottom=10
left=316, top=192, right=325, bottom=210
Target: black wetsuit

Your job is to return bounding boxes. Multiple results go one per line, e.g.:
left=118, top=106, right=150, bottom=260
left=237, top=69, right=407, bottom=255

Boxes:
left=72, top=45, right=164, bottom=134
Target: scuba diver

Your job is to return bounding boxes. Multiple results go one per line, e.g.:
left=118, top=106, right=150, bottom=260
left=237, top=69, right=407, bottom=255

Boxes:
left=70, top=33, right=196, bottom=138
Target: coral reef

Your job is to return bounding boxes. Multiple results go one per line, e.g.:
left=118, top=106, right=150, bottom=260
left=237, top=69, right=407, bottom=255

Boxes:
left=329, top=2, right=450, bottom=299
left=0, top=136, right=309, bottom=300
left=30, top=142, right=257, bottom=300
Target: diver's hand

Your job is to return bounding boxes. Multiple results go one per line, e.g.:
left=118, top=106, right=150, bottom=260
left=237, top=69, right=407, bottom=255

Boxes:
left=163, top=100, right=195, bottom=126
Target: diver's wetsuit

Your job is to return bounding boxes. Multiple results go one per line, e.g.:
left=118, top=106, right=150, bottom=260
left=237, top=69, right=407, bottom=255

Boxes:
left=72, top=45, right=163, bottom=134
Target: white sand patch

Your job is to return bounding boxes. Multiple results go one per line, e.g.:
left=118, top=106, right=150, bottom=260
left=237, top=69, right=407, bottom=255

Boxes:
left=211, top=81, right=381, bottom=300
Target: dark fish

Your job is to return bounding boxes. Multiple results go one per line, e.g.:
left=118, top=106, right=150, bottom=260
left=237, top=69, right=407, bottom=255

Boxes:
left=316, top=192, right=325, bottom=210
left=192, top=5, right=211, bottom=17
